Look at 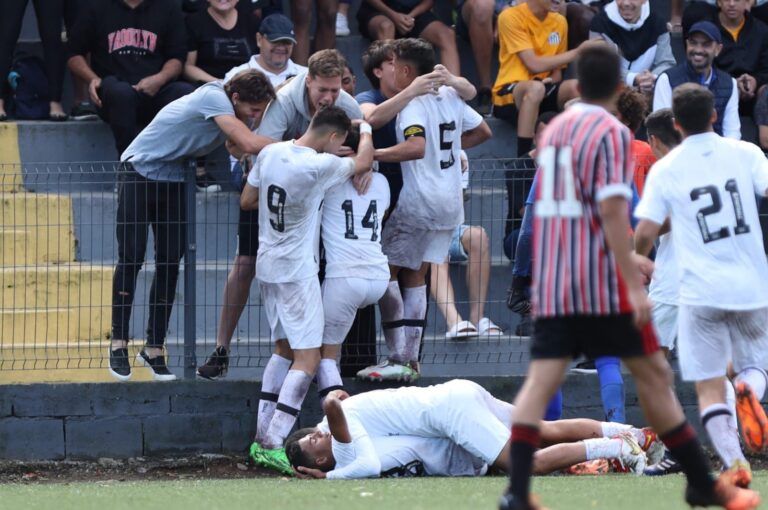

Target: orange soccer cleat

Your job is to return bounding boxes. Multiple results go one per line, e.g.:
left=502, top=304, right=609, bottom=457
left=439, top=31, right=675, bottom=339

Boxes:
left=685, top=479, right=761, bottom=510
left=735, top=382, right=768, bottom=453
left=720, top=460, right=753, bottom=489
left=563, top=459, right=610, bottom=476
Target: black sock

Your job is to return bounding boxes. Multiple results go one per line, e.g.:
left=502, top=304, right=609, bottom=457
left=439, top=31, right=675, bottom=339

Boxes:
left=660, top=421, right=715, bottom=492
left=509, top=424, right=540, bottom=502
left=517, top=137, right=533, bottom=158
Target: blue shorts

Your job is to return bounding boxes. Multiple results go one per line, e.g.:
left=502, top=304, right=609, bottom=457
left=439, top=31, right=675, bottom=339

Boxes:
left=448, top=225, right=469, bottom=263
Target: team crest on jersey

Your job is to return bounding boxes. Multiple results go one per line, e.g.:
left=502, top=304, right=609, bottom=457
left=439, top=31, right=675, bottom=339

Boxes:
left=548, top=32, right=561, bottom=45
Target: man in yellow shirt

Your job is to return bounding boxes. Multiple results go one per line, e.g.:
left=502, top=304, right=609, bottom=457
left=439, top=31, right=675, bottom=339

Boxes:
left=493, top=0, right=602, bottom=156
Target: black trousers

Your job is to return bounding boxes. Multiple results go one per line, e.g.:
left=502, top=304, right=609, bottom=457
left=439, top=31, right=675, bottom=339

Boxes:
left=0, top=0, right=66, bottom=102
left=98, top=77, right=194, bottom=154
left=112, top=164, right=187, bottom=347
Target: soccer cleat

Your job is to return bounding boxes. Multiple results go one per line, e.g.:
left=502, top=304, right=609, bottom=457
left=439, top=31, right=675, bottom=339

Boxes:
left=356, top=360, right=419, bottom=382
left=685, top=479, right=760, bottom=510
left=136, top=350, right=177, bottom=381
left=249, top=442, right=294, bottom=476
left=563, top=459, right=610, bottom=475
left=611, top=432, right=647, bottom=475
left=108, top=348, right=132, bottom=381
left=570, top=359, right=597, bottom=374
left=639, top=427, right=665, bottom=465
left=734, top=382, right=768, bottom=453
left=196, top=346, right=229, bottom=380
left=498, top=492, right=549, bottom=510
left=644, top=450, right=683, bottom=476
left=721, top=459, right=753, bottom=489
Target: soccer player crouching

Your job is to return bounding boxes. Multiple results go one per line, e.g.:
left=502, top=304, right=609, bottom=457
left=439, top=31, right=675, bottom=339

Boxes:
left=241, top=107, right=374, bottom=472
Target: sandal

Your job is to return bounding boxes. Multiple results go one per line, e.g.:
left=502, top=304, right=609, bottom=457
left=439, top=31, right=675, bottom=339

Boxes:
left=477, top=317, right=504, bottom=337
left=445, top=320, right=478, bottom=339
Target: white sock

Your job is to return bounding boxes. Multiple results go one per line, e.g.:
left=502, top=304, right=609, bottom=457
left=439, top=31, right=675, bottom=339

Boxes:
left=317, top=358, right=343, bottom=405
left=600, top=422, right=632, bottom=438
left=702, top=403, right=746, bottom=468
left=379, top=281, right=407, bottom=363
left=256, top=354, right=292, bottom=443
left=735, top=367, right=768, bottom=400
left=402, top=285, right=427, bottom=363
left=725, top=379, right=738, bottom=430
left=263, top=370, right=313, bottom=448
left=584, top=437, right=622, bottom=460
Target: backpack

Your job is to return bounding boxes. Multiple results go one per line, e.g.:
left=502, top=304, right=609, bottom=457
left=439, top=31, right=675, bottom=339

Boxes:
left=8, top=55, right=50, bottom=120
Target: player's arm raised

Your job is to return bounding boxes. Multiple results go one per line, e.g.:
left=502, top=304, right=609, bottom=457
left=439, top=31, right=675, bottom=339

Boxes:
left=323, top=394, right=352, bottom=444
left=214, top=115, right=274, bottom=155
left=350, top=123, right=376, bottom=175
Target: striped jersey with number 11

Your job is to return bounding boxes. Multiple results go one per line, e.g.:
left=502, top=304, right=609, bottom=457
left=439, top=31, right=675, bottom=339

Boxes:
left=531, top=103, right=635, bottom=317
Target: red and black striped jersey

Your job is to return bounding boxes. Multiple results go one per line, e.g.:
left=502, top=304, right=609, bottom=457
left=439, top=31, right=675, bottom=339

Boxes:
left=531, top=103, right=635, bottom=317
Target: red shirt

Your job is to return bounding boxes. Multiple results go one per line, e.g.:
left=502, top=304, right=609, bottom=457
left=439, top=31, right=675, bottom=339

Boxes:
left=632, top=140, right=656, bottom=196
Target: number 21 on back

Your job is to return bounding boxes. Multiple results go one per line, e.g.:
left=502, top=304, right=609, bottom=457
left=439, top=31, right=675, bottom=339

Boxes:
left=535, top=146, right=582, bottom=218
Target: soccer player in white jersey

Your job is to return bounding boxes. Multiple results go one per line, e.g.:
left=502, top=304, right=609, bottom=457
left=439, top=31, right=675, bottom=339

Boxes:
left=239, top=106, right=374, bottom=470
left=357, top=38, right=492, bottom=382
left=635, top=83, right=768, bottom=492
left=283, top=380, right=661, bottom=479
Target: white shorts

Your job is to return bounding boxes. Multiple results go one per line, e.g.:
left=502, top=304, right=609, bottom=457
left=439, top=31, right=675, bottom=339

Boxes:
left=652, top=302, right=678, bottom=350
left=322, top=277, right=389, bottom=345
left=259, top=277, right=324, bottom=350
left=426, top=380, right=514, bottom=465
left=677, top=305, right=768, bottom=381
left=382, top=209, right=453, bottom=270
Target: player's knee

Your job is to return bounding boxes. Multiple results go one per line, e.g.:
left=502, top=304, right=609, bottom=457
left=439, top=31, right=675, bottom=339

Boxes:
left=464, top=226, right=489, bottom=256
left=465, top=0, right=495, bottom=23
left=374, top=19, right=395, bottom=39
left=522, top=81, right=546, bottom=105
left=435, top=26, right=458, bottom=51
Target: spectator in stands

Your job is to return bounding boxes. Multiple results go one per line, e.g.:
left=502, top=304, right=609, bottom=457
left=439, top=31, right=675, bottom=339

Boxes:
left=342, top=62, right=357, bottom=95
left=224, top=14, right=306, bottom=86
left=681, top=0, right=717, bottom=36
left=65, top=0, right=98, bottom=120
left=492, top=0, right=602, bottom=158
left=357, top=0, right=461, bottom=76
left=290, top=0, right=339, bottom=66
left=337, top=0, right=352, bottom=36
left=589, top=0, right=675, bottom=95
left=455, top=0, right=496, bottom=115
left=615, top=87, right=655, bottom=195
left=0, top=0, right=68, bottom=121
left=653, top=21, right=740, bottom=139
left=755, top=86, right=768, bottom=149
left=183, top=0, right=256, bottom=85
left=67, top=0, right=194, bottom=154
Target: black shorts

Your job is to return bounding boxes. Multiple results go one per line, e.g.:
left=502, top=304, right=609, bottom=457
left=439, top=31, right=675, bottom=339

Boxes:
left=492, top=81, right=562, bottom=124
left=237, top=207, right=259, bottom=257
left=356, top=1, right=440, bottom=40
left=531, top=314, right=660, bottom=360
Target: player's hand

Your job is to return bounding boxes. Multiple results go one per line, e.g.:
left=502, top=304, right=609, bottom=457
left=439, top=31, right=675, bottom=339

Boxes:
left=226, top=139, right=246, bottom=159
left=296, top=466, right=327, bottom=479
left=632, top=252, right=655, bottom=285
left=327, top=389, right=351, bottom=401
left=88, top=77, right=102, bottom=108
left=408, top=72, right=443, bottom=97
left=633, top=71, right=656, bottom=94
left=352, top=170, right=373, bottom=195
left=629, top=287, right=652, bottom=329
left=738, top=74, right=757, bottom=99
left=394, top=13, right=415, bottom=34
left=133, top=75, right=164, bottom=97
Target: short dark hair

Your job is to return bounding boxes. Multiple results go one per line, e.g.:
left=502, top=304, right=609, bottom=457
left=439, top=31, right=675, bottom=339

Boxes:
left=672, top=83, right=714, bottom=134
left=645, top=108, right=682, bottom=148
left=309, top=105, right=351, bottom=137
left=224, top=69, right=276, bottom=103
left=394, top=38, right=435, bottom=76
left=617, top=87, right=648, bottom=133
left=362, top=40, right=394, bottom=90
left=308, top=49, right=347, bottom=78
left=285, top=427, right=319, bottom=470
left=576, top=46, right=621, bottom=101
left=344, top=124, right=360, bottom=152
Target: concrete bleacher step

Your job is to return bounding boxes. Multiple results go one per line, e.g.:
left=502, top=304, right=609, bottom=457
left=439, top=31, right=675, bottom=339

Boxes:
left=0, top=265, right=113, bottom=313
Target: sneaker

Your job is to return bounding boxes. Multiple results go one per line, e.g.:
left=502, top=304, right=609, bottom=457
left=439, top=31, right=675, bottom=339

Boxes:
left=136, top=350, right=177, bottom=381
left=514, top=315, right=532, bottom=336
left=70, top=101, right=99, bottom=121
left=356, top=360, right=419, bottom=382
left=108, top=348, right=132, bottom=381
left=639, top=427, right=665, bottom=465
left=335, top=13, right=350, bottom=36
left=563, top=459, right=610, bottom=475
left=498, top=492, right=549, bottom=510
left=570, top=359, right=597, bottom=374
left=721, top=459, right=753, bottom=489
left=643, top=450, right=683, bottom=476
left=735, top=381, right=768, bottom=453
left=507, top=288, right=531, bottom=314
left=474, top=88, right=492, bottom=116
left=685, top=478, right=760, bottom=510
left=611, top=432, right=647, bottom=475
left=249, top=442, right=294, bottom=476
left=196, top=346, right=229, bottom=380
left=196, top=173, right=222, bottom=193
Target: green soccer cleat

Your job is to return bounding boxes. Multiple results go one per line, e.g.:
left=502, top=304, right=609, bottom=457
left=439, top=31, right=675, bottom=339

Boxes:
left=249, top=442, right=294, bottom=476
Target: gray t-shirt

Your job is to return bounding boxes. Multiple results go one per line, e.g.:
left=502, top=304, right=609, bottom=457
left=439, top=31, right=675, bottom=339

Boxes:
left=257, top=71, right=362, bottom=141
left=121, top=81, right=234, bottom=181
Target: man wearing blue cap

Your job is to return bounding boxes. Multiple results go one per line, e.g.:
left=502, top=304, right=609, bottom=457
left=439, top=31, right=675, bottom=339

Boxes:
left=652, top=20, right=741, bottom=139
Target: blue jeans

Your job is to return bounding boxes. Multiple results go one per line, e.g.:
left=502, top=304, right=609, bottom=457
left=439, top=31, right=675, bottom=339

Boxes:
left=512, top=204, right=533, bottom=278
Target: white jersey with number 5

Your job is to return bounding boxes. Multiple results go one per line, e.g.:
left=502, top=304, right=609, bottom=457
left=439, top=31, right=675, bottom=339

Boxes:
left=635, top=132, right=768, bottom=310
left=395, top=86, right=483, bottom=230
left=322, top=173, right=391, bottom=280
left=248, top=141, right=354, bottom=283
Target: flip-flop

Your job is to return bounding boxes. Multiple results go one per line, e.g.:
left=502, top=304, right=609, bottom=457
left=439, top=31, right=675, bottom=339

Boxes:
left=477, top=317, right=504, bottom=337
left=445, top=320, right=478, bottom=339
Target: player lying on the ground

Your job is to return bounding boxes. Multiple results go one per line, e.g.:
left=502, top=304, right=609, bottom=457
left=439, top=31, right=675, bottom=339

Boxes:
left=283, top=380, right=663, bottom=479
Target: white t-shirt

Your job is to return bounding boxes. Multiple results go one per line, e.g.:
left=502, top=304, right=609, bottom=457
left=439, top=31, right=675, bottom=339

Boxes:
left=223, top=56, right=307, bottom=87
left=248, top=141, right=354, bottom=283
left=635, top=132, right=768, bottom=310
left=395, top=86, right=483, bottom=230
left=648, top=233, right=678, bottom=305
left=322, top=173, right=391, bottom=280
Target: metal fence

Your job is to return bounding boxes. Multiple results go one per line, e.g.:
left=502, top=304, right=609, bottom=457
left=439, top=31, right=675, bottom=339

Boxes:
left=0, top=154, right=717, bottom=380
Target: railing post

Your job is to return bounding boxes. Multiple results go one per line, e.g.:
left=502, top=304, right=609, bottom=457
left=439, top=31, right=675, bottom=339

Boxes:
left=183, top=160, right=197, bottom=379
